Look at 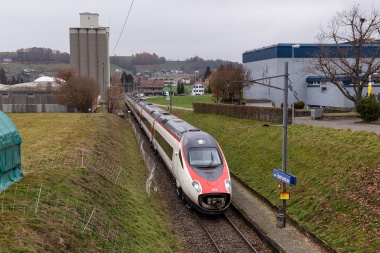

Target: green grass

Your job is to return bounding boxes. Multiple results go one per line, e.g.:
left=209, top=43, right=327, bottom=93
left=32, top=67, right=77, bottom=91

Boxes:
left=145, top=94, right=214, bottom=108
left=172, top=109, right=380, bottom=253
left=3, top=108, right=379, bottom=252
left=1, top=113, right=183, bottom=253
left=162, top=84, right=193, bottom=94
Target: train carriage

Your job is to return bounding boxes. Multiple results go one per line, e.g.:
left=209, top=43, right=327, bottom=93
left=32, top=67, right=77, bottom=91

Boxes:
left=125, top=95, right=231, bottom=214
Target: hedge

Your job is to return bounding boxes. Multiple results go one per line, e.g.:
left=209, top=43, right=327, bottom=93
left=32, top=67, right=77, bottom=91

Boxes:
left=192, top=103, right=292, bottom=123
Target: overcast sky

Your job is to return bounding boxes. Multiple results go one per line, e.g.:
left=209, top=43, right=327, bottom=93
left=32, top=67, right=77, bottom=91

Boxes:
left=2, top=0, right=377, bottom=63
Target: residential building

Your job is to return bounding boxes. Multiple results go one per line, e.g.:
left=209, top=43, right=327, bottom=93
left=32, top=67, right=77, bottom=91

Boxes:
left=69, top=13, right=110, bottom=101
left=139, top=79, right=165, bottom=96
left=191, top=82, right=206, bottom=95
left=1, top=58, right=12, bottom=63
left=242, top=43, right=380, bottom=108
left=151, top=71, right=194, bottom=87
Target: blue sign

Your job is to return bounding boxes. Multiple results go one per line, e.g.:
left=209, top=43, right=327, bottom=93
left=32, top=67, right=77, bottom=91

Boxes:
left=273, top=169, right=297, bottom=186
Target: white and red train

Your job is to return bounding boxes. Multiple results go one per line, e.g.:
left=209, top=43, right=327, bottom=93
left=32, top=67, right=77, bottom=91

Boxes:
left=125, top=95, right=231, bottom=214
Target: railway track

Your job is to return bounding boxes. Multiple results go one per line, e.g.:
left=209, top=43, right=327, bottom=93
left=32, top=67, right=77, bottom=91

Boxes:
left=128, top=114, right=276, bottom=253
left=196, top=209, right=272, bottom=253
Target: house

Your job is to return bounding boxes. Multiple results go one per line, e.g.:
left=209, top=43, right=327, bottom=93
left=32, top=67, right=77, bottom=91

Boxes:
left=181, top=78, right=191, bottom=84
left=139, top=79, right=165, bottom=96
left=191, top=82, right=206, bottom=95
left=1, top=58, right=12, bottom=63
left=242, top=43, right=380, bottom=108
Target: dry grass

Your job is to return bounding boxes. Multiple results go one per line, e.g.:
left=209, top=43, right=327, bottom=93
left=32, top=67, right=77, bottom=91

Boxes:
left=1, top=113, right=182, bottom=253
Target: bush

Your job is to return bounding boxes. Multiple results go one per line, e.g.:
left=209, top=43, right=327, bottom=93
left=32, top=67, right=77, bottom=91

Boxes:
left=294, top=101, right=305, bottom=109
left=356, top=95, right=380, bottom=122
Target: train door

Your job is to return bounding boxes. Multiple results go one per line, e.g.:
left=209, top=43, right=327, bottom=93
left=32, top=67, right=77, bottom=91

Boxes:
left=172, top=148, right=181, bottom=182
left=151, top=118, right=158, bottom=153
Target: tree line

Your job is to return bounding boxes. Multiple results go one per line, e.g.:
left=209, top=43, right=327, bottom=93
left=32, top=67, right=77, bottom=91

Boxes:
left=109, top=53, right=239, bottom=74
left=1, top=47, right=70, bottom=63
left=2, top=48, right=238, bottom=76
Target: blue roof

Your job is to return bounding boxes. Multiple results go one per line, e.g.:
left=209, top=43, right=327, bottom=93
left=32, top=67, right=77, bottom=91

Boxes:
left=243, top=43, right=380, bottom=63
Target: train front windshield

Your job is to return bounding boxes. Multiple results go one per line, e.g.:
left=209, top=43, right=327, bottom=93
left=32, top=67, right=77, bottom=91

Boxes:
left=189, top=148, right=222, bottom=167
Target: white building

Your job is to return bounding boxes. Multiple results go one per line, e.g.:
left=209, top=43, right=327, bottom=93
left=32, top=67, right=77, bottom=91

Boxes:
left=242, top=43, right=380, bottom=108
left=191, top=83, right=205, bottom=95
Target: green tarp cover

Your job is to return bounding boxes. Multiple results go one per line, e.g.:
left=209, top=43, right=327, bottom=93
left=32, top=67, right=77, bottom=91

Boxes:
left=0, top=110, right=24, bottom=192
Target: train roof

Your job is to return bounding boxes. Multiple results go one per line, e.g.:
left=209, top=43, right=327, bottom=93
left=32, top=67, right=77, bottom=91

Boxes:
left=134, top=97, right=201, bottom=140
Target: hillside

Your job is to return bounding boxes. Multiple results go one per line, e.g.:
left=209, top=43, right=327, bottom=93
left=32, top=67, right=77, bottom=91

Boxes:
left=2, top=107, right=380, bottom=252
left=1, top=113, right=182, bottom=252
left=0, top=49, right=239, bottom=83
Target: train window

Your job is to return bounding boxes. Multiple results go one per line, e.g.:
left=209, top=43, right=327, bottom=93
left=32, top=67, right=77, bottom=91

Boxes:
left=155, top=130, right=173, bottom=160
left=189, top=148, right=222, bottom=167
left=179, top=151, right=184, bottom=168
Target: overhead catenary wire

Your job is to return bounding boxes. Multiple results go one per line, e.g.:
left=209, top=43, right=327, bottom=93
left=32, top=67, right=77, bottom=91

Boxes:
left=111, top=0, right=135, bottom=56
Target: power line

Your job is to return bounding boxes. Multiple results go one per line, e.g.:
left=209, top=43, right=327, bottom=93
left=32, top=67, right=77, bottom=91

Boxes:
left=111, top=0, right=135, bottom=56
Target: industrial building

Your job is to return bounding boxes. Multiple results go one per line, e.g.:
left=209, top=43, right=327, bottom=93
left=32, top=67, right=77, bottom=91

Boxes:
left=69, top=13, right=110, bottom=102
left=0, top=77, right=76, bottom=113
left=242, top=43, right=380, bottom=108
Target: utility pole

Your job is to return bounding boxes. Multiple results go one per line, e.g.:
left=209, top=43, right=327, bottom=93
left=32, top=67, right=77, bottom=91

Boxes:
left=226, top=64, right=296, bottom=228
left=169, top=84, right=172, bottom=113
left=277, top=62, right=289, bottom=228
left=102, top=63, right=105, bottom=112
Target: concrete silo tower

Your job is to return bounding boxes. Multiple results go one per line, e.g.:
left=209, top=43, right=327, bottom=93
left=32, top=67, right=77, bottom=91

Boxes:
left=69, top=13, right=110, bottom=102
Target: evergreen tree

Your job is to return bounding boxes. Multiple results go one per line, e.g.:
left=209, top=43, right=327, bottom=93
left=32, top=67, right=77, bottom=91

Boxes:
left=11, top=76, right=16, bottom=85
left=0, top=68, right=7, bottom=84
left=120, top=71, right=128, bottom=84
left=176, top=82, right=185, bottom=95
left=204, top=66, right=212, bottom=80
left=126, top=74, right=134, bottom=83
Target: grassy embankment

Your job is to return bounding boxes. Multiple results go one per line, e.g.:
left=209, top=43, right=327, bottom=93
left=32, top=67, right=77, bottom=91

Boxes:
left=1, top=113, right=183, bottom=253
left=145, top=96, right=379, bottom=252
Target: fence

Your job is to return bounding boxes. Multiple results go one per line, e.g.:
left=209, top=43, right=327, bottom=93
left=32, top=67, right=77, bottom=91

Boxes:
left=1, top=118, right=157, bottom=252
left=193, top=102, right=311, bottom=122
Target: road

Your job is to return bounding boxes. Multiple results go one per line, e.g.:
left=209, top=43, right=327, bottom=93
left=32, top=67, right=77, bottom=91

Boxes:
left=295, top=116, right=380, bottom=134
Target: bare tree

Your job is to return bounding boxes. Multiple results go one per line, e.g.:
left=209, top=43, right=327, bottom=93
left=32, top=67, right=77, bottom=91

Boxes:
left=54, top=67, right=76, bottom=84
left=311, top=4, right=380, bottom=109
left=55, top=76, right=100, bottom=112
left=209, top=65, right=226, bottom=103
left=107, top=76, right=125, bottom=113
left=209, top=64, right=251, bottom=103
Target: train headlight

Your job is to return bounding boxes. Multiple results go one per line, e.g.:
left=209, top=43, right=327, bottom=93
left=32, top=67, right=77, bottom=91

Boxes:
left=192, top=181, right=202, bottom=193
left=225, top=180, right=231, bottom=193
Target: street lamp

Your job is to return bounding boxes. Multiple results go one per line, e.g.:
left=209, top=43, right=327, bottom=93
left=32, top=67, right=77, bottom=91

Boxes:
left=291, top=44, right=300, bottom=125
left=169, top=84, right=172, bottom=113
